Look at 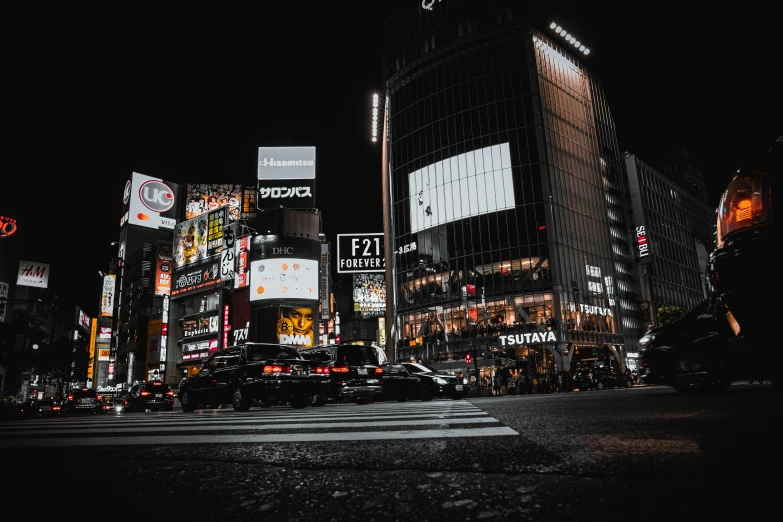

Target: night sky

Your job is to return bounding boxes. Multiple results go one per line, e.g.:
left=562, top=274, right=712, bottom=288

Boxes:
left=7, top=4, right=779, bottom=318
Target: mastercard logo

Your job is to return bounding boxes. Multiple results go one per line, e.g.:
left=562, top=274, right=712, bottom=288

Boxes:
left=257, top=286, right=264, bottom=295
left=137, top=213, right=150, bottom=221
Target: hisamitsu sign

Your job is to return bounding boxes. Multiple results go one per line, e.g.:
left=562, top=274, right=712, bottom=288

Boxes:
left=337, top=233, right=386, bottom=274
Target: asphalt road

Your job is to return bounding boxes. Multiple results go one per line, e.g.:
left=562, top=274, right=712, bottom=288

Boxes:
left=3, top=383, right=780, bottom=521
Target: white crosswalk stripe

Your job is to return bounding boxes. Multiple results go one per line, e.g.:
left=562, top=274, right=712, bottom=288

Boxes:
left=0, top=399, right=518, bottom=447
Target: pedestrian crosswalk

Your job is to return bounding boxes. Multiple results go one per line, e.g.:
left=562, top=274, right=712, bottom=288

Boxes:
left=0, top=399, right=518, bottom=448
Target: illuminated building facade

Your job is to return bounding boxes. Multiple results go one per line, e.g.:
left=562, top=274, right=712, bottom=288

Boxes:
left=381, top=1, right=643, bottom=373
left=624, top=153, right=715, bottom=330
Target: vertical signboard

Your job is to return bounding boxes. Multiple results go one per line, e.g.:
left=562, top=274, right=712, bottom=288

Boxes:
left=0, top=282, right=8, bottom=323
left=320, top=243, right=330, bottom=321
left=221, top=223, right=237, bottom=282
left=155, top=243, right=173, bottom=296
left=256, top=146, right=316, bottom=210
left=234, top=236, right=250, bottom=289
left=87, top=319, right=97, bottom=385
left=378, top=317, right=386, bottom=346
left=100, top=274, right=116, bottom=318
left=223, top=304, right=231, bottom=349
left=624, top=155, right=653, bottom=264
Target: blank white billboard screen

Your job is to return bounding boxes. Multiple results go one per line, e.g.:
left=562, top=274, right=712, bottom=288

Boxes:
left=408, top=143, right=515, bottom=234
left=249, top=258, right=318, bottom=301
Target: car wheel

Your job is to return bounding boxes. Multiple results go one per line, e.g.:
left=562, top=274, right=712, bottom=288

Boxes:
left=396, top=394, right=408, bottom=402
left=180, top=391, right=196, bottom=412
left=625, top=379, right=634, bottom=388
left=451, top=393, right=464, bottom=400
left=290, top=396, right=309, bottom=409
left=417, top=386, right=434, bottom=402
left=672, top=351, right=713, bottom=394
left=311, top=394, right=327, bottom=407
left=232, top=387, right=253, bottom=412
left=595, top=381, right=605, bottom=390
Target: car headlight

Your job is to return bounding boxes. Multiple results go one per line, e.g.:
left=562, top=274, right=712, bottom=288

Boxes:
left=638, top=334, right=654, bottom=352
left=716, top=171, right=771, bottom=248
left=434, top=378, right=448, bottom=385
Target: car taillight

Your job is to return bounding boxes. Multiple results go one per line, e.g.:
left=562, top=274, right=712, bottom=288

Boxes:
left=166, top=391, right=174, bottom=396
left=331, top=367, right=349, bottom=373
left=153, top=382, right=162, bottom=386
left=375, top=367, right=383, bottom=374
left=263, top=365, right=291, bottom=373
left=96, top=395, right=102, bottom=401
left=140, top=391, right=151, bottom=396
left=315, top=366, right=330, bottom=374
left=716, top=172, right=771, bottom=248
left=67, top=395, right=74, bottom=401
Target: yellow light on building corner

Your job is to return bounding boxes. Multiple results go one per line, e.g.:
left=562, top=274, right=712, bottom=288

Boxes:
left=371, top=93, right=380, bottom=143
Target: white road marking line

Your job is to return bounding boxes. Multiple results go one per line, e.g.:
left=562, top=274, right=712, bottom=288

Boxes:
left=0, top=426, right=519, bottom=447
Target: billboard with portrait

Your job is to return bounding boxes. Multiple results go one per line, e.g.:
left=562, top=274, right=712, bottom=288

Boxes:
left=173, top=207, right=227, bottom=269
left=353, top=273, right=386, bottom=318
left=185, top=183, right=243, bottom=222
left=276, top=306, right=315, bottom=347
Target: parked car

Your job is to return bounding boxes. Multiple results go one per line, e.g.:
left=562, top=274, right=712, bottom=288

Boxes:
left=379, top=362, right=466, bottom=402
left=639, top=299, right=732, bottom=394
left=329, top=344, right=384, bottom=404
left=709, top=136, right=782, bottom=386
left=590, top=367, right=635, bottom=390
left=121, top=381, right=175, bottom=412
left=178, top=343, right=316, bottom=412
left=62, top=388, right=104, bottom=415
left=573, top=369, right=595, bottom=391
left=296, top=345, right=337, bottom=406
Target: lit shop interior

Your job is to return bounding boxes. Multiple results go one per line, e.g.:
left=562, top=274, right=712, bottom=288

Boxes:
left=395, top=256, right=617, bottom=377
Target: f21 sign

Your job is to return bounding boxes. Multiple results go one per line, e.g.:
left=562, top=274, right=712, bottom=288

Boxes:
left=337, top=233, right=386, bottom=274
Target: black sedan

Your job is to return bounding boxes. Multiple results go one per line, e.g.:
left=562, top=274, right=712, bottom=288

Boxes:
left=329, top=345, right=384, bottom=404
left=119, top=381, right=175, bottom=412
left=62, top=388, right=105, bottom=415
left=379, top=362, right=466, bottom=402
left=639, top=299, right=733, bottom=394
left=178, top=343, right=316, bottom=412
left=296, top=345, right=336, bottom=406
left=590, top=367, right=635, bottom=390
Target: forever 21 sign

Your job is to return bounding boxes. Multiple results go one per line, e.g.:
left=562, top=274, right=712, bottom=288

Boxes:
left=337, top=233, right=385, bottom=274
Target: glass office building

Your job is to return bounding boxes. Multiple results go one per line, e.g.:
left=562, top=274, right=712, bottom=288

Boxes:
left=381, top=1, right=643, bottom=374
left=624, top=153, right=715, bottom=330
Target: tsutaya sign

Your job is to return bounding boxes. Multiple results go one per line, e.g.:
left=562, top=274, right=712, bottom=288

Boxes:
left=566, top=302, right=613, bottom=317
left=499, top=331, right=559, bottom=346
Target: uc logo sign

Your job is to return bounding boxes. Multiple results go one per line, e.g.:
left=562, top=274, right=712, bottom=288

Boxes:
left=139, top=180, right=175, bottom=213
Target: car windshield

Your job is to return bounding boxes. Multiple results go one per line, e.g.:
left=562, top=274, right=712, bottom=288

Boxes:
left=403, top=362, right=438, bottom=374
left=71, top=389, right=96, bottom=398
left=247, top=344, right=300, bottom=362
left=298, top=350, right=333, bottom=363
left=144, top=382, right=172, bottom=392
left=335, top=346, right=372, bottom=366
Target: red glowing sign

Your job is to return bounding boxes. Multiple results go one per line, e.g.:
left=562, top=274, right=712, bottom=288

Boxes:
left=223, top=304, right=231, bottom=349
left=0, top=215, right=18, bottom=238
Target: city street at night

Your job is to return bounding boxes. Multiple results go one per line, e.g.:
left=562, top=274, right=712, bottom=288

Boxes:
left=3, top=383, right=780, bottom=520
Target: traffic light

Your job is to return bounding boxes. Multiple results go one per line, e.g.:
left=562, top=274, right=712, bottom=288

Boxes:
left=466, top=353, right=472, bottom=364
